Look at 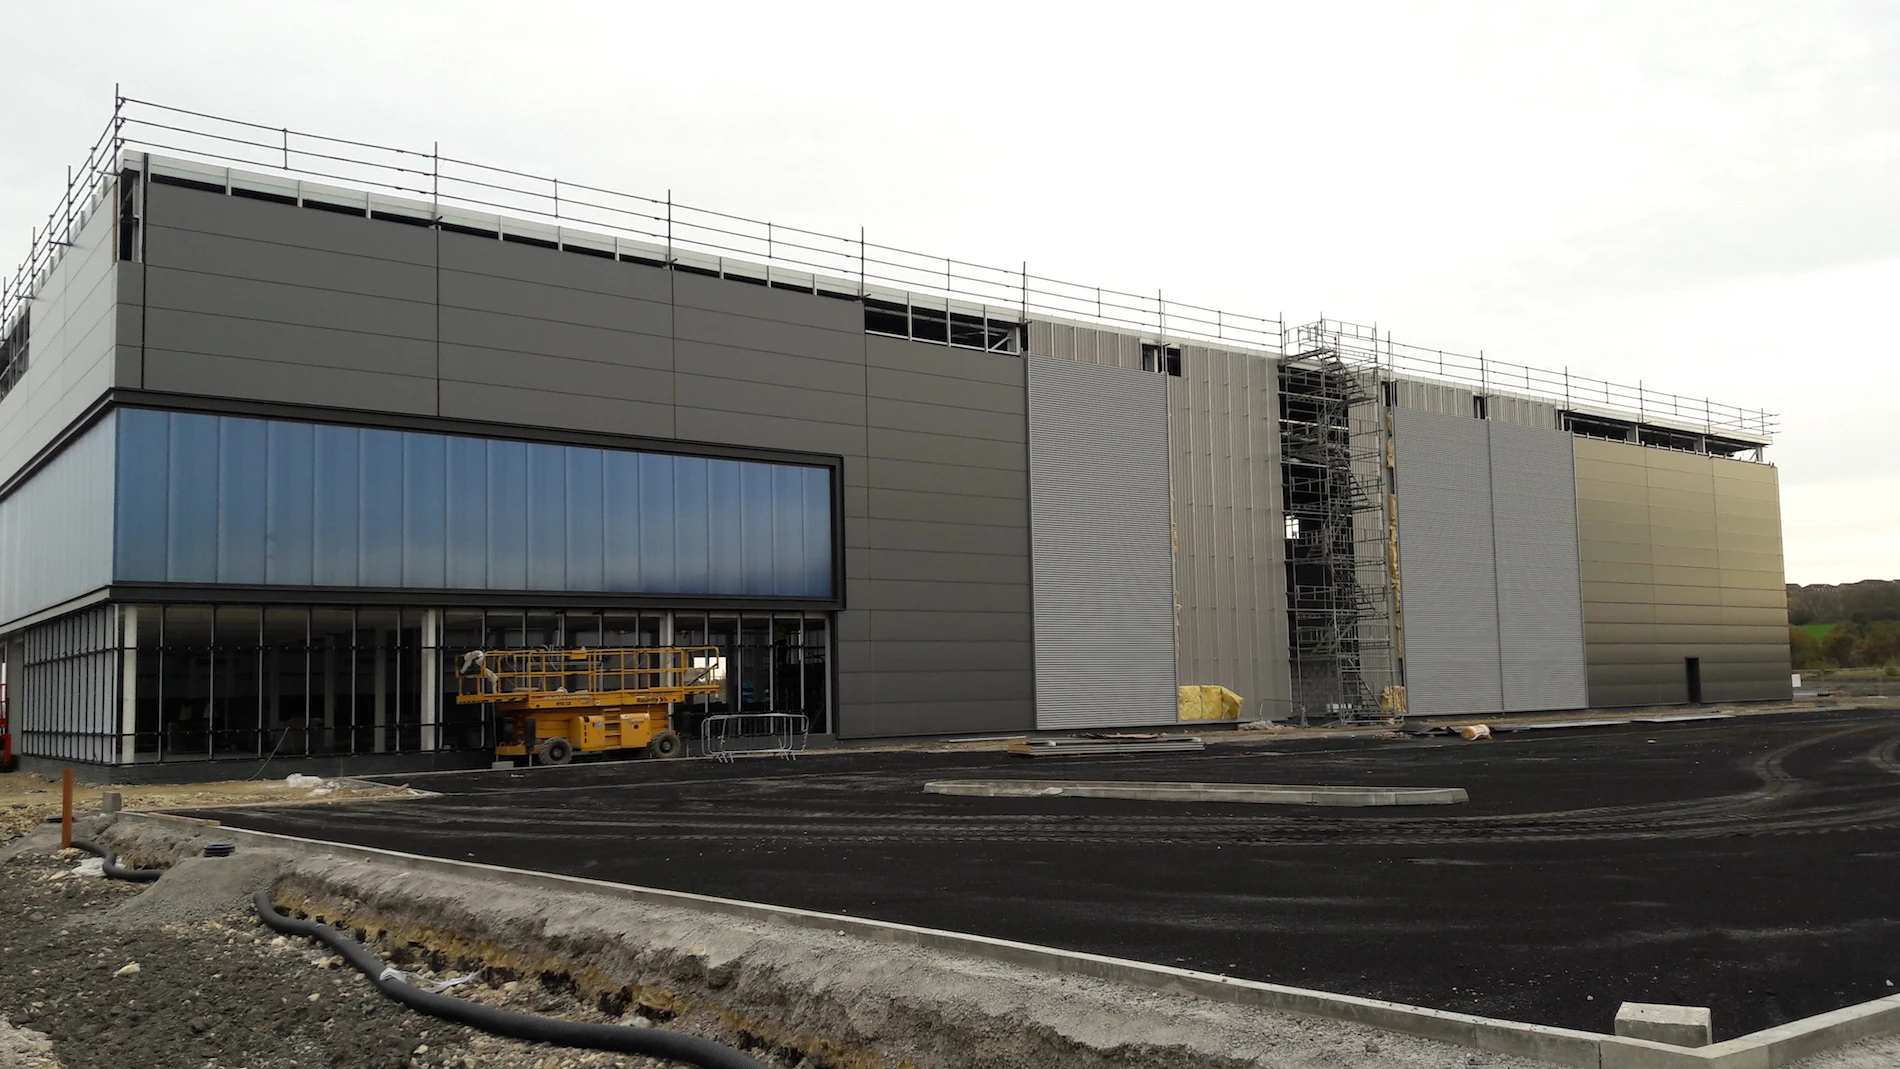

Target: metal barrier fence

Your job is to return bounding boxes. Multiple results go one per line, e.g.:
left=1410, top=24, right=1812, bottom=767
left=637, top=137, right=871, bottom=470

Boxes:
left=698, top=713, right=808, bottom=763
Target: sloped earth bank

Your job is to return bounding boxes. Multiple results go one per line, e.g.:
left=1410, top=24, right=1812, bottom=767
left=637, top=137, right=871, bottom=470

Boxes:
left=0, top=819, right=1569, bottom=1069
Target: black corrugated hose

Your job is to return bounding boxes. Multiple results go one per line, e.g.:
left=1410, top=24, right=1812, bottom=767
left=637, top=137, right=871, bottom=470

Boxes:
left=251, top=891, right=770, bottom=1069
left=70, top=839, right=164, bottom=882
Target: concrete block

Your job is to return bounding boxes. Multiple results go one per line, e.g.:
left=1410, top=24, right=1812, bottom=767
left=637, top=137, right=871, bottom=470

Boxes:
left=1617, top=1002, right=1713, bottom=1048
left=101, top=791, right=122, bottom=813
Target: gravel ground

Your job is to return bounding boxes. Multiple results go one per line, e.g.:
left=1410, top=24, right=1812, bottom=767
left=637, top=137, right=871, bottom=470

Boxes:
left=0, top=845, right=778, bottom=1069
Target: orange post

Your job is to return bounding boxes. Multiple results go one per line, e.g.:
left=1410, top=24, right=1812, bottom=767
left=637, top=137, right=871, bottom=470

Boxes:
left=60, top=768, right=73, bottom=849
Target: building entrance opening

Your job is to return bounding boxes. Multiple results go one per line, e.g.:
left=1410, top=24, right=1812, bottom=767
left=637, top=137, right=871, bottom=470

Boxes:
left=1686, top=657, right=1703, bottom=704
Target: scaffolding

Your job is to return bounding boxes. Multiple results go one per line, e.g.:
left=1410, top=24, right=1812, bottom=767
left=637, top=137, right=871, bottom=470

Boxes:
left=1280, top=323, right=1399, bottom=725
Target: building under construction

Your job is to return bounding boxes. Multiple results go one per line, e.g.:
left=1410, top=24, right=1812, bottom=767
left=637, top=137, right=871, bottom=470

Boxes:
left=0, top=99, right=1790, bottom=773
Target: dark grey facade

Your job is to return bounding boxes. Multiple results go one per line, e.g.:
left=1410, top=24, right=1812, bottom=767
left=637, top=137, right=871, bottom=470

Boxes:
left=0, top=140, right=1793, bottom=771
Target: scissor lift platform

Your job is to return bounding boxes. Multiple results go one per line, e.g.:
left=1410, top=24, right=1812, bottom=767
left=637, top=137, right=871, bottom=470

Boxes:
left=456, top=646, right=722, bottom=765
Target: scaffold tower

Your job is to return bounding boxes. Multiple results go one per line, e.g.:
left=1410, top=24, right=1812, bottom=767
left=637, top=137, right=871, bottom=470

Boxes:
left=1280, top=322, right=1400, bottom=725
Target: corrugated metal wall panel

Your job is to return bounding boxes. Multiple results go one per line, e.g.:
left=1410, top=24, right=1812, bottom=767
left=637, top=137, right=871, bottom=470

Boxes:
left=1392, top=409, right=1503, bottom=715
left=1487, top=395, right=1560, bottom=430
left=1488, top=422, right=1588, bottom=709
left=1028, top=355, right=1178, bottom=728
left=0, top=411, right=117, bottom=627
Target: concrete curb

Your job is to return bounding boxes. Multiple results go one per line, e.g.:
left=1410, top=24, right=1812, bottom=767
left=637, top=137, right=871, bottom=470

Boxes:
left=923, top=779, right=1470, bottom=806
left=112, top=812, right=1897, bottom=1069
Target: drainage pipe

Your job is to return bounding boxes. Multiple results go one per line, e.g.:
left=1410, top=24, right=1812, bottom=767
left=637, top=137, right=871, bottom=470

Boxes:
left=252, top=890, right=770, bottom=1069
left=71, top=839, right=164, bottom=883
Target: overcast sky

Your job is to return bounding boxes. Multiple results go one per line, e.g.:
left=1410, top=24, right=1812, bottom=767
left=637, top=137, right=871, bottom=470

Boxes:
left=3, top=1, right=1892, bottom=584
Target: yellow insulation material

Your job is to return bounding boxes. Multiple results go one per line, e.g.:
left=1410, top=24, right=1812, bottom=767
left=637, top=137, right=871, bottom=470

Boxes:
left=1178, top=685, right=1244, bottom=721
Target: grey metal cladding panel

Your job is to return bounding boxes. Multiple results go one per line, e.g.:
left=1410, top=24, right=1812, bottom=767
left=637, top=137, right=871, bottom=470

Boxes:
left=438, top=231, right=673, bottom=301
left=866, top=458, right=1025, bottom=500
left=676, top=373, right=863, bottom=427
left=439, top=379, right=675, bottom=438
left=854, top=578, right=1030, bottom=613
left=861, top=549, right=1028, bottom=586
left=1487, top=422, right=1589, bottom=711
left=441, top=342, right=673, bottom=402
left=144, top=266, right=434, bottom=341
left=843, top=699, right=1035, bottom=738
left=671, top=406, right=864, bottom=458
left=866, top=397, right=1025, bottom=443
left=146, top=307, right=438, bottom=379
left=867, top=334, right=1024, bottom=386
left=866, top=518, right=1027, bottom=556
left=858, top=640, right=1032, bottom=673
left=145, top=183, right=436, bottom=265
left=440, top=269, right=673, bottom=338
left=868, top=610, right=1033, bottom=643
left=868, top=427, right=1026, bottom=472
left=0, top=411, right=115, bottom=627
left=1028, top=355, right=1178, bottom=729
left=867, top=487, right=1027, bottom=527
left=144, top=348, right=438, bottom=415
left=141, top=225, right=436, bottom=303
left=443, top=307, right=672, bottom=371
left=675, top=305, right=861, bottom=364
left=671, top=270, right=860, bottom=332
left=1, top=204, right=119, bottom=486
left=1488, top=395, right=1559, bottom=430
left=677, top=340, right=867, bottom=397
left=1393, top=409, right=1503, bottom=715
left=867, top=367, right=1024, bottom=416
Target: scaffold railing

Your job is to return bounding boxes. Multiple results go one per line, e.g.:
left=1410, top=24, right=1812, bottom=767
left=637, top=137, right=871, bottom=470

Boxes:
left=3, top=94, right=1283, bottom=356
left=1296, top=319, right=1776, bottom=439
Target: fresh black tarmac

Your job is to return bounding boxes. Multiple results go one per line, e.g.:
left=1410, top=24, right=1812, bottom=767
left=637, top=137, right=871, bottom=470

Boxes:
left=185, top=708, right=1900, bottom=1040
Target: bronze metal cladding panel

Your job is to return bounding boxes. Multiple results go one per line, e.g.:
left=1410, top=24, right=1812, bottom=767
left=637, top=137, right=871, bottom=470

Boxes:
left=1573, top=439, right=1790, bottom=706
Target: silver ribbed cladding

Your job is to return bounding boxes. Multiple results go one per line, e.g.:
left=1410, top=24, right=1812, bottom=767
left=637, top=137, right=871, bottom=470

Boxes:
left=1393, top=409, right=1588, bottom=715
left=1027, top=355, right=1178, bottom=728
left=1488, top=421, right=1589, bottom=710
left=1392, top=409, right=1503, bottom=715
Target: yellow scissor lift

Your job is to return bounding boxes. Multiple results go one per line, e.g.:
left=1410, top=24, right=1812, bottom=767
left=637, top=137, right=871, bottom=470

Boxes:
left=456, top=646, right=722, bottom=765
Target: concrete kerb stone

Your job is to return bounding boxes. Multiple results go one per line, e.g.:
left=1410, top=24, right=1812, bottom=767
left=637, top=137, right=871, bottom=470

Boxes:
left=105, top=811, right=1900, bottom=1069
left=922, top=780, right=1471, bottom=806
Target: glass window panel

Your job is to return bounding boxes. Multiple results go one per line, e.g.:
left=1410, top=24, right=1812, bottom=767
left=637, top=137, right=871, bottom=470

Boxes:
left=445, top=436, right=489, bottom=588
left=482, top=610, right=523, bottom=651
left=772, top=617, right=801, bottom=711
left=773, top=466, right=804, bottom=597
left=265, top=421, right=315, bottom=585
left=161, top=605, right=214, bottom=758
left=167, top=413, right=220, bottom=582
left=638, top=454, right=675, bottom=592
left=603, top=449, right=642, bottom=591
left=216, top=419, right=268, bottom=584
left=441, top=610, right=483, bottom=650
left=215, top=606, right=263, bottom=757
left=359, top=429, right=405, bottom=588
left=598, top=612, right=640, bottom=648
left=706, top=615, right=738, bottom=714
left=522, top=612, right=561, bottom=648
left=564, top=449, right=605, bottom=593
left=402, top=433, right=447, bottom=589
left=357, top=609, right=401, bottom=755
left=309, top=608, right=354, bottom=754
left=739, top=615, right=772, bottom=711
left=673, top=456, right=710, bottom=594
left=486, top=440, right=529, bottom=590
left=804, top=466, right=834, bottom=598
left=802, top=615, right=829, bottom=733
left=526, top=444, right=567, bottom=591
left=707, top=460, right=744, bottom=594
left=740, top=465, right=776, bottom=596
left=114, top=409, right=169, bottom=581
left=132, top=605, right=161, bottom=756
left=562, top=613, right=602, bottom=648
left=263, top=607, right=309, bottom=755
left=313, top=425, right=361, bottom=586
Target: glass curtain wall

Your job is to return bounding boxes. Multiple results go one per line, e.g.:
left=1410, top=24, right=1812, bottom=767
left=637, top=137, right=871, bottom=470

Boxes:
left=128, top=604, right=427, bottom=761
left=36, top=603, right=830, bottom=763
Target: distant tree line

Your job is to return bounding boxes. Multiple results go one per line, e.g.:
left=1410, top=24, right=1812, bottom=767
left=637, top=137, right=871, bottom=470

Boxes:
left=1787, top=579, right=1900, bottom=625
left=1787, top=580, right=1900, bottom=671
left=1790, top=621, right=1900, bottom=671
